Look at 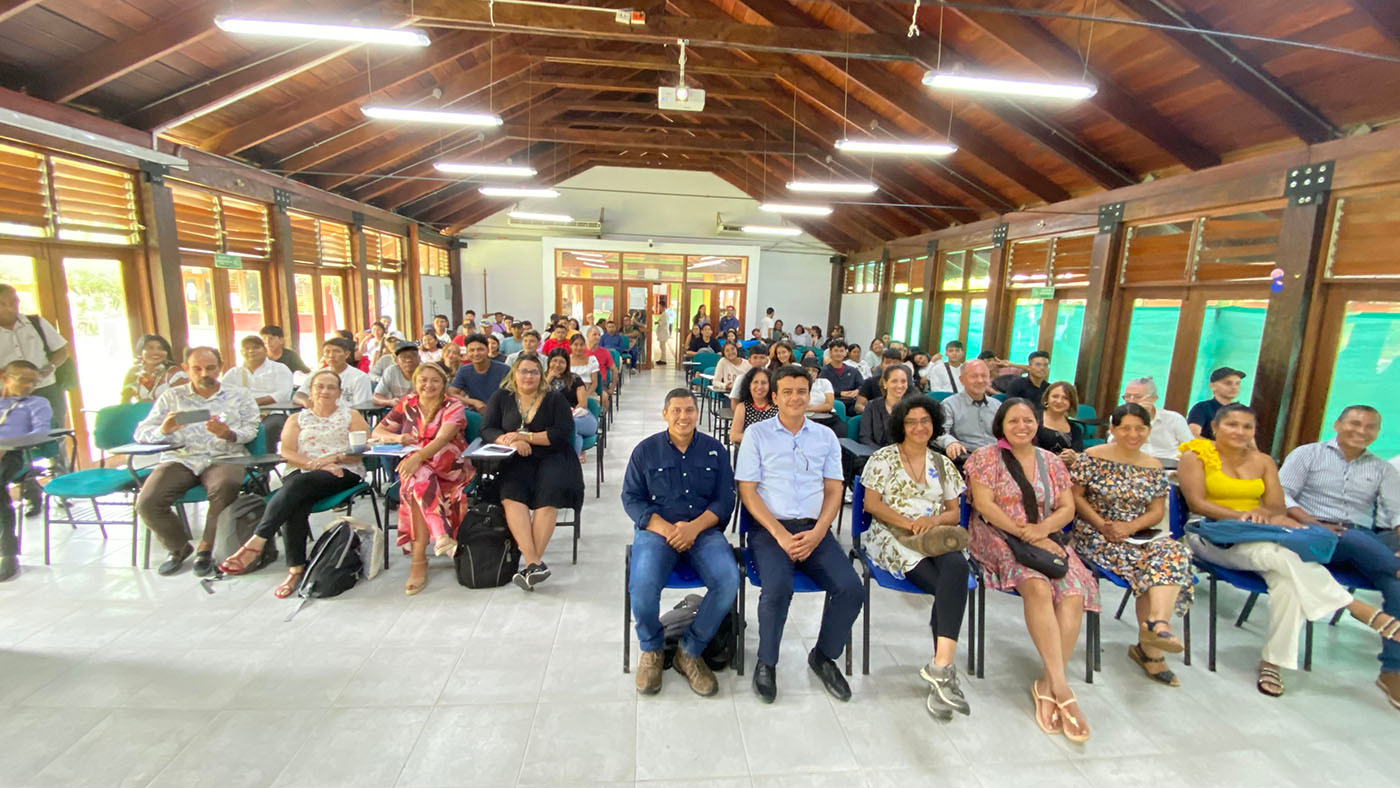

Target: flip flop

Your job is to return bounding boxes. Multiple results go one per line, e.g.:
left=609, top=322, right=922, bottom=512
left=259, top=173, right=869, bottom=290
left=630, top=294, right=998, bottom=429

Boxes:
left=1057, top=695, right=1090, bottom=743
left=1031, top=680, right=1060, bottom=734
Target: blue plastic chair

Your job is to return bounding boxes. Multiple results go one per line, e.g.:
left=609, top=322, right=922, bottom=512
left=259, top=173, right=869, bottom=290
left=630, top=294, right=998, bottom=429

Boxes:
left=736, top=505, right=853, bottom=677
left=849, top=477, right=979, bottom=675
left=42, top=402, right=152, bottom=566
left=621, top=538, right=742, bottom=673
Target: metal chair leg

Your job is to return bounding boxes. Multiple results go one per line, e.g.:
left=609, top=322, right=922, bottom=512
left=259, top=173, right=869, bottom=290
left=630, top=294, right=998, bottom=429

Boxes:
left=736, top=572, right=746, bottom=676
left=1235, top=592, right=1259, bottom=628
left=1183, top=608, right=1192, bottom=667
left=1114, top=586, right=1132, bottom=620
left=572, top=508, right=580, bottom=565
left=1208, top=575, right=1218, bottom=671
left=966, top=585, right=977, bottom=675
left=623, top=546, right=632, bottom=674
left=1085, top=611, right=1097, bottom=684
left=1303, top=620, right=1313, bottom=672
left=861, top=570, right=871, bottom=676
left=976, top=582, right=986, bottom=679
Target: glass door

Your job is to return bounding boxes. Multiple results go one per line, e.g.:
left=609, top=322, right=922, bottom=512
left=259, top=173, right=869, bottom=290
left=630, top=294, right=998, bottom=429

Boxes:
left=1115, top=295, right=1183, bottom=408
left=294, top=271, right=318, bottom=362
left=181, top=265, right=219, bottom=351
left=888, top=296, right=925, bottom=348
left=622, top=282, right=653, bottom=369
left=59, top=256, right=131, bottom=459
left=1303, top=289, right=1400, bottom=459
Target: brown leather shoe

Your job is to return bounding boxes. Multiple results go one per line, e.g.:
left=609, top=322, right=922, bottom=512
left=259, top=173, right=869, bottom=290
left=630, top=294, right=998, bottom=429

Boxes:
left=635, top=651, right=663, bottom=695
left=673, top=650, right=719, bottom=696
left=1378, top=671, right=1400, bottom=710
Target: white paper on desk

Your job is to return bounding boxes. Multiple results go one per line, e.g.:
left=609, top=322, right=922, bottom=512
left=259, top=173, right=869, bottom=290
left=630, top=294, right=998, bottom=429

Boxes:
left=471, top=444, right=516, bottom=458
left=1124, top=529, right=1168, bottom=546
left=364, top=444, right=406, bottom=455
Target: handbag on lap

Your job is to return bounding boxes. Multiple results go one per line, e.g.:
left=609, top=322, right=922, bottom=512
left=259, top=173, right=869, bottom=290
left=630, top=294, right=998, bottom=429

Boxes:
left=997, top=446, right=1069, bottom=579
left=1186, top=520, right=1338, bottom=563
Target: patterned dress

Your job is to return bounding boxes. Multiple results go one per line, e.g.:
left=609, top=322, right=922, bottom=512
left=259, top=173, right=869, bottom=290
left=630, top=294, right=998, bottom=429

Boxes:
left=1071, top=455, right=1193, bottom=616
left=964, top=445, right=1100, bottom=610
left=860, top=444, right=964, bottom=577
left=380, top=395, right=474, bottom=548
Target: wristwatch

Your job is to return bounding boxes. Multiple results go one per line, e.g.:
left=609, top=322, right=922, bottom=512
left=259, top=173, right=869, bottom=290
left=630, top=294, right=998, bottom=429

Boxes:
left=519, top=430, right=533, bottom=440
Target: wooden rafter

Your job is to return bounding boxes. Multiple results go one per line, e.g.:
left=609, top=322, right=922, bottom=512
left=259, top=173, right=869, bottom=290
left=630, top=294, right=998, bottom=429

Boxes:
left=1349, top=0, right=1400, bottom=45
left=0, top=0, right=42, bottom=25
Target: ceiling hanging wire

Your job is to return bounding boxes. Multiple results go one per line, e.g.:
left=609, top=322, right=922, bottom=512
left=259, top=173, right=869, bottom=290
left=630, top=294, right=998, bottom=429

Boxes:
left=1081, top=0, right=1099, bottom=82
left=907, top=0, right=921, bottom=38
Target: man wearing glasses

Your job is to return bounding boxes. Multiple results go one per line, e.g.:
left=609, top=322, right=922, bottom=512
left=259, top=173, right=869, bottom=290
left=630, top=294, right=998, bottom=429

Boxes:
left=735, top=364, right=862, bottom=704
left=1111, top=376, right=1193, bottom=462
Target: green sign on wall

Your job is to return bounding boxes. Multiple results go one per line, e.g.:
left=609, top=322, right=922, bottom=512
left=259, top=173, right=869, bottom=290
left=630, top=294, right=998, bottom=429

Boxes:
left=214, top=253, right=242, bottom=270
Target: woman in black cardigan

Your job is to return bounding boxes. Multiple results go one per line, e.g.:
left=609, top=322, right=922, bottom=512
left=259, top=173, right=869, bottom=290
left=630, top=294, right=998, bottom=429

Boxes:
left=859, top=364, right=914, bottom=449
left=480, top=353, right=585, bottom=591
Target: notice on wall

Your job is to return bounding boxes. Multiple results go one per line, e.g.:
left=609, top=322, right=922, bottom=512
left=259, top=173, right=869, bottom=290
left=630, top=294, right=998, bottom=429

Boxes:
left=214, top=253, right=242, bottom=270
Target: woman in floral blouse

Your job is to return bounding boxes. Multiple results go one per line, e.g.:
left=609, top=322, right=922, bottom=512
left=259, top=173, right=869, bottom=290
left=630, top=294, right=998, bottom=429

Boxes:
left=120, top=334, right=188, bottom=403
left=860, top=396, right=971, bottom=720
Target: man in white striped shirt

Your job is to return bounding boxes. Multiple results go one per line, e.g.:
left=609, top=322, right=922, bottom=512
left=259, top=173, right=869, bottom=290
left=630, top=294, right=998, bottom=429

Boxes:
left=1279, top=404, right=1400, bottom=709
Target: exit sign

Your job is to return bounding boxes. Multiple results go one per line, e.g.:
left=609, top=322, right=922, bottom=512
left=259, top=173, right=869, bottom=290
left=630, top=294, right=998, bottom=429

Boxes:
left=214, top=253, right=242, bottom=270
left=1030, top=286, right=1055, bottom=298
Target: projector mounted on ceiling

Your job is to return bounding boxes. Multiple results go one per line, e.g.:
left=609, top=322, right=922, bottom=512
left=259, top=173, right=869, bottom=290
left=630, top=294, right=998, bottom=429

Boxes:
left=657, top=86, right=705, bottom=112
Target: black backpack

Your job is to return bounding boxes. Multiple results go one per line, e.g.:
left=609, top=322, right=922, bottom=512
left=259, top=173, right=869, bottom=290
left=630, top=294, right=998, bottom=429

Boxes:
left=300, top=520, right=362, bottom=599
left=454, top=501, right=520, bottom=588
left=660, top=593, right=738, bottom=671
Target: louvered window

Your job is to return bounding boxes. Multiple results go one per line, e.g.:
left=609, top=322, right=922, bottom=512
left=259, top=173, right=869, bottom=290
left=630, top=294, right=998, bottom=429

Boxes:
left=909, top=255, right=926, bottom=293
left=0, top=144, right=49, bottom=237
left=319, top=220, right=351, bottom=266
left=289, top=212, right=321, bottom=264
left=221, top=196, right=269, bottom=258
left=171, top=185, right=221, bottom=253
left=1121, top=221, right=1193, bottom=284
left=366, top=229, right=405, bottom=271
left=1050, top=234, right=1093, bottom=286
left=1194, top=209, right=1281, bottom=282
left=50, top=156, right=139, bottom=244
left=890, top=257, right=912, bottom=293
left=1325, top=189, right=1400, bottom=279
left=1007, top=239, right=1050, bottom=288
left=418, top=242, right=449, bottom=276
left=170, top=184, right=270, bottom=259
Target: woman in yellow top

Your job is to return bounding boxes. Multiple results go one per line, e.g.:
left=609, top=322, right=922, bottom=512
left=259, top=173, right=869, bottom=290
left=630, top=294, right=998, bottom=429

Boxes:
left=1178, top=403, right=1400, bottom=697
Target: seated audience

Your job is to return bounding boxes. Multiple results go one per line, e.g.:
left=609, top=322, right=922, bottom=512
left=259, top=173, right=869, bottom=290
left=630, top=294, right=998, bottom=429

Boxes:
left=1071, top=403, right=1191, bottom=687
left=120, top=334, right=188, bottom=403
left=485, top=335, right=501, bottom=362
left=0, top=361, right=52, bottom=580
left=623, top=389, right=739, bottom=696
left=768, top=340, right=797, bottom=371
left=966, top=398, right=1098, bottom=742
left=1112, top=376, right=1192, bottom=461
left=372, top=363, right=473, bottom=594
left=859, top=365, right=913, bottom=449
left=859, top=396, right=971, bottom=718
left=440, top=341, right=463, bottom=377
left=218, top=369, right=369, bottom=597
left=928, top=340, right=966, bottom=395
left=585, top=326, right=615, bottom=401
left=769, top=318, right=787, bottom=344
left=730, top=366, right=776, bottom=445
left=500, top=322, right=525, bottom=357
left=1187, top=366, right=1244, bottom=439
left=908, top=349, right=934, bottom=392
left=623, top=319, right=645, bottom=369
left=791, top=324, right=809, bottom=347
left=1278, top=404, right=1400, bottom=706
left=802, top=365, right=837, bottom=434
left=855, top=349, right=906, bottom=415
left=736, top=364, right=861, bottom=704
left=799, top=347, right=821, bottom=370
left=846, top=343, right=869, bottom=378
left=711, top=341, right=750, bottom=393
left=373, top=342, right=420, bottom=408
left=358, top=321, right=387, bottom=365
left=1036, top=381, right=1084, bottom=463
left=377, top=314, right=404, bottom=340
left=686, top=323, right=723, bottom=358
left=480, top=354, right=585, bottom=591
left=819, top=340, right=862, bottom=413
left=506, top=330, right=542, bottom=365
left=862, top=338, right=886, bottom=373
left=418, top=329, right=443, bottom=363
left=541, top=323, right=571, bottom=355
left=294, top=338, right=371, bottom=408
left=222, top=334, right=294, bottom=451
left=567, top=334, right=600, bottom=404
left=937, top=359, right=998, bottom=462
left=259, top=324, right=310, bottom=375
left=717, top=305, right=740, bottom=335
left=368, top=336, right=398, bottom=381
left=448, top=333, right=509, bottom=412
left=134, top=347, right=260, bottom=577
left=431, top=314, right=453, bottom=347
left=1179, top=404, right=1399, bottom=698
left=1001, top=350, right=1052, bottom=408
left=544, top=348, right=597, bottom=458
left=743, top=344, right=770, bottom=375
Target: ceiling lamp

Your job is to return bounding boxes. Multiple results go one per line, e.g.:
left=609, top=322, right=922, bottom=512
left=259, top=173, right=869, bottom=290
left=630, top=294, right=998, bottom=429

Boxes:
left=741, top=224, right=802, bottom=237
left=787, top=180, right=877, bottom=195
left=922, top=70, right=1097, bottom=100
left=759, top=203, right=833, bottom=217
left=361, top=106, right=502, bottom=126
left=836, top=138, right=957, bottom=156
left=434, top=162, right=536, bottom=177
left=214, top=17, right=430, bottom=47
left=509, top=210, right=573, bottom=223
left=480, top=187, right=560, bottom=198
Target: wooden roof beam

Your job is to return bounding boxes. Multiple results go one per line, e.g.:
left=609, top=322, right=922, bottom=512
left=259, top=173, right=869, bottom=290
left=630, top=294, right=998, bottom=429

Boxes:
left=1349, top=0, right=1400, bottom=45
left=497, top=124, right=824, bottom=156
left=0, top=1, right=42, bottom=25
left=1116, top=0, right=1339, bottom=143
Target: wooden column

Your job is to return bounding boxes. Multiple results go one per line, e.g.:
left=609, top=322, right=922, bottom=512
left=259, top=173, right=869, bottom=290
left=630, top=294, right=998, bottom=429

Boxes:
left=449, top=239, right=464, bottom=324
left=406, top=223, right=423, bottom=331
left=269, top=189, right=297, bottom=348
left=981, top=226, right=1009, bottom=354
left=135, top=164, right=189, bottom=356
left=920, top=240, right=939, bottom=349
left=1075, top=204, right=1127, bottom=412
left=873, top=248, right=893, bottom=340
left=350, top=213, right=370, bottom=330
left=1252, top=167, right=1332, bottom=457
left=826, top=254, right=846, bottom=332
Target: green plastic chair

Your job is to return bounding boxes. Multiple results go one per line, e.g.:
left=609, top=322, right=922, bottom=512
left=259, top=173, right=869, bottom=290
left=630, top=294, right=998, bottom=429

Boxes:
left=846, top=413, right=862, bottom=441
left=42, top=402, right=153, bottom=566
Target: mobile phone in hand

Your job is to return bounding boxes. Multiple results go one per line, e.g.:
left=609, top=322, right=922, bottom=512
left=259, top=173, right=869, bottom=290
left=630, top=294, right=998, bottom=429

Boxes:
left=174, top=409, right=210, bottom=426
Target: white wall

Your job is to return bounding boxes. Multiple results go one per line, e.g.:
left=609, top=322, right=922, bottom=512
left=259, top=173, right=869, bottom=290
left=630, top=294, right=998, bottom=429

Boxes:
left=455, top=167, right=834, bottom=325
left=840, top=293, right=882, bottom=347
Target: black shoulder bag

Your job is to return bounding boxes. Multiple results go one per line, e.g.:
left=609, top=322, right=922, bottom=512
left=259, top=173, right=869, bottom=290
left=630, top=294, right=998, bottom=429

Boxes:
left=27, top=314, right=78, bottom=391
left=999, top=448, right=1069, bottom=579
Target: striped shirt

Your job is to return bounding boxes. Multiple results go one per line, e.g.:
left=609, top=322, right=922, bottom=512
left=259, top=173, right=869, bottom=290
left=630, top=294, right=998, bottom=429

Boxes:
left=1279, top=439, right=1400, bottom=530
left=133, top=384, right=260, bottom=474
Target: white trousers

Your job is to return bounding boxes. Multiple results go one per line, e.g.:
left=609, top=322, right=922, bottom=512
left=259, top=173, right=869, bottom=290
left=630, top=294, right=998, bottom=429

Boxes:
left=1187, top=536, right=1352, bottom=670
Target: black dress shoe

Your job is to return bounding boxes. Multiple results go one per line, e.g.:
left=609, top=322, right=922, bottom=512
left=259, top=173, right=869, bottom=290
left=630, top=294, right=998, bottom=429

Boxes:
left=808, top=649, right=851, bottom=702
left=0, top=554, right=18, bottom=582
left=753, top=661, right=777, bottom=703
left=192, top=551, right=214, bottom=577
left=157, top=544, right=194, bottom=576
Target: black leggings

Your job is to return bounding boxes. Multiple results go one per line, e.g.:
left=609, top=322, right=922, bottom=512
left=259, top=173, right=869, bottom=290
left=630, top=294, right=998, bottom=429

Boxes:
left=255, top=470, right=361, bottom=567
left=902, top=552, right=971, bottom=642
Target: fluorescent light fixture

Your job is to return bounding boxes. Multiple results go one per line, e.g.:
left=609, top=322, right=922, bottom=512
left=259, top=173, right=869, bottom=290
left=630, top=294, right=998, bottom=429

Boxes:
left=836, top=138, right=957, bottom=156
left=214, top=17, right=430, bottom=46
left=759, top=202, right=833, bottom=216
left=0, top=108, right=190, bottom=170
left=698, top=256, right=727, bottom=262
left=433, top=162, right=536, bottom=177
left=362, top=106, right=502, bottom=126
left=509, top=210, right=573, bottom=223
left=786, top=180, right=877, bottom=195
left=922, top=70, right=1097, bottom=100
left=580, top=260, right=608, bottom=269
left=741, top=224, right=802, bottom=237
left=480, top=187, right=560, bottom=198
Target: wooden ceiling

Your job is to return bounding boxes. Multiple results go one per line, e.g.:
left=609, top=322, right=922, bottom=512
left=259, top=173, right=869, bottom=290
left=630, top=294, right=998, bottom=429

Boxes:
left=2, top=0, right=1397, bottom=251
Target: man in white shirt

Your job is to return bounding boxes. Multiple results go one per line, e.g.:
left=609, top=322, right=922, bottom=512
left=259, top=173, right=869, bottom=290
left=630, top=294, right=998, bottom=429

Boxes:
left=293, top=337, right=371, bottom=408
left=760, top=307, right=775, bottom=340
left=928, top=340, right=966, bottom=395
left=373, top=342, right=420, bottom=407
left=222, top=335, right=294, bottom=450
left=0, top=284, right=70, bottom=429
left=1111, top=376, right=1192, bottom=462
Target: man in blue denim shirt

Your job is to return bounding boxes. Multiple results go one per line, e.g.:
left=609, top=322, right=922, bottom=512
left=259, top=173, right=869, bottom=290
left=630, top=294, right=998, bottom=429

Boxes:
left=622, top=388, right=738, bottom=697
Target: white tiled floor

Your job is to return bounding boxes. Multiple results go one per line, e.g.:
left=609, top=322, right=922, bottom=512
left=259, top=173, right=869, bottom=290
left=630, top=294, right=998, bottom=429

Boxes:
left=3, top=369, right=1395, bottom=787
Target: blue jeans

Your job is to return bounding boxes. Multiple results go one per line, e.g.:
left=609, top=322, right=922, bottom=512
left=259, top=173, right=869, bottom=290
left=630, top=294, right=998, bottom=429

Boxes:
left=571, top=410, right=598, bottom=455
left=630, top=527, right=740, bottom=656
left=1329, top=527, right=1400, bottom=673
left=748, top=518, right=862, bottom=667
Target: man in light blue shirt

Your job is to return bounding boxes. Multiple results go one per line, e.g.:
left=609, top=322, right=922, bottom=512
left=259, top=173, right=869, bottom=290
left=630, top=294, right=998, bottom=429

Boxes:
left=735, top=364, right=861, bottom=704
left=0, top=360, right=51, bottom=581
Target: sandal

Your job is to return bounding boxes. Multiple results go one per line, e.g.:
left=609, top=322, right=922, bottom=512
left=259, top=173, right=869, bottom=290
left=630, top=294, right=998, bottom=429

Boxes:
left=1140, top=620, right=1185, bottom=654
left=217, top=542, right=265, bottom=576
left=1056, top=695, right=1090, bottom=743
left=1257, top=662, right=1284, bottom=697
left=1030, top=680, right=1060, bottom=734
left=433, top=535, right=458, bottom=558
left=405, top=559, right=429, bottom=596
left=274, top=568, right=304, bottom=599
left=1129, top=643, right=1180, bottom=687
left=1360, top=610, right=1400, bottom=642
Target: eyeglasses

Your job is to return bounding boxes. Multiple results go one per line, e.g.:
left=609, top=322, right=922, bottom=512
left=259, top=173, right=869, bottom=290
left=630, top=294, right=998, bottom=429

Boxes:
left=1122, top=393, right=1156, bottom=402
left=516, top=369, right=541, bottom=377
left=902, top=418, right=933, bottom=427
